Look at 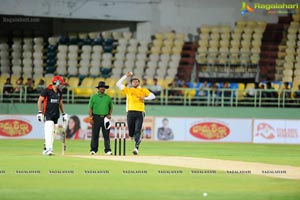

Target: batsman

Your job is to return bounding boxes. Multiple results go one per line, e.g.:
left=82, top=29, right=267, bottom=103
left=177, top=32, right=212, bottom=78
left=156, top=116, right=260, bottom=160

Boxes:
left=37, top=75, right=68, bottom=156
left=116, top=72, right=155, bottom=155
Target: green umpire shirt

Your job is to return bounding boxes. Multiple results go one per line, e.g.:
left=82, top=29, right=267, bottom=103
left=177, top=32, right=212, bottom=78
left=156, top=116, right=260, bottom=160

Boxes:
left=88, top=92, right=113, bottom=115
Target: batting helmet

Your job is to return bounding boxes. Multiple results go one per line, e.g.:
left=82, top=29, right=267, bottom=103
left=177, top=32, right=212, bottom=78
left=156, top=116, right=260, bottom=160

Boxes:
left=52, top=75, right=65, bottom=86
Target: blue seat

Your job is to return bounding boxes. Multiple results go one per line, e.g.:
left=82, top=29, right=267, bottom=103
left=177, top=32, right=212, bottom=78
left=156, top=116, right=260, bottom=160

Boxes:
left=93, top=38, right=104, bottom=45
left=230, top=83, right=238, bottom=90
left=46, top=58, right=55, bottom=66
left=186, top=82, right=195, bottom=88
left=101, top=67, right=111, bottom=78
left=69, top=38, right=79, bottom=45
left=46, top=51, right=56, bottom=59
left=45, top=65, right=56, bottom=73
left=103, top=45, right=113, bottom=53
left=195, top=82, right=202, bottom=88
left=230, top=82, right=239, bottom=97
left=58, top=36, right=69, bottom=44
left=47, top=44, right=57, bottom=51
left=104, top=38, right=114, bottom=46
left=83, top=38, right=93, bottom=45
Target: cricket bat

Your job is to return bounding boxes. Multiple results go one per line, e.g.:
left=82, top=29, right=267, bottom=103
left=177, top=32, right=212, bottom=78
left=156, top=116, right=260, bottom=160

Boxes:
left=61, top=121, right=67, bottom=156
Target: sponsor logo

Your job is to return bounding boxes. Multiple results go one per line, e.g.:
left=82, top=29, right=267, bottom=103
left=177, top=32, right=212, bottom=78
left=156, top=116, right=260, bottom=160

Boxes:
left=0, top=119, right=32, bottom=137
left=255, top=122, right=299, bottom=140
left=255, top=123, right=275, bottom=139
left=50, top=99, right=59, bottom=103
left=240, top=2, right=254, bottom=15
left=240, top=1, right=298, bottom=16
left=189, top=122, right=230, bottom=140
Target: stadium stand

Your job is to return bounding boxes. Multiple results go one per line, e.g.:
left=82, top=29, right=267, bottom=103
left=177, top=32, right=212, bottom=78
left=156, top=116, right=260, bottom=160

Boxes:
left=2, top=13, right=300, bottom=108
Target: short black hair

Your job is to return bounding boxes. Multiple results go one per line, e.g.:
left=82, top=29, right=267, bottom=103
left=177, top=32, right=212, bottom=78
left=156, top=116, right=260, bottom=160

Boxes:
left=131, top=77, right=140, bottom=83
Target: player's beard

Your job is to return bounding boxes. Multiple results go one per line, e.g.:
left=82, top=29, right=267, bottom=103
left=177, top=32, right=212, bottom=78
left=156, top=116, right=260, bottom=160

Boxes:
left=132, top=84, right=139, bottom=88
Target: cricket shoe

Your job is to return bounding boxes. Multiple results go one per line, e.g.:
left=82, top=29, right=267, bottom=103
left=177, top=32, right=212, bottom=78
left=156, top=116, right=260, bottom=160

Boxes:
left=105, top=151, right=112, bottom=156
left=90, top=151, right=96, bottom=155
left=132, top=148, right=138, bottom=155
left=43, top=149, right=54, bottom=156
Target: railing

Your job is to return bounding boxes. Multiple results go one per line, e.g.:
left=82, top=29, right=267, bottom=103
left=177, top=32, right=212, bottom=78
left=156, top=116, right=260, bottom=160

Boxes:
left=1, top=85, right=300, bottom=108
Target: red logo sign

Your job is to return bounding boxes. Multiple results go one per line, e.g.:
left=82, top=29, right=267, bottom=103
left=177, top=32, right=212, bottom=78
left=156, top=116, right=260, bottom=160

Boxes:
left=189, top=122, right=230, bottom=140
left=0, top=119, right=32, bottom=137
left=255, top=123, right=275, bottom=140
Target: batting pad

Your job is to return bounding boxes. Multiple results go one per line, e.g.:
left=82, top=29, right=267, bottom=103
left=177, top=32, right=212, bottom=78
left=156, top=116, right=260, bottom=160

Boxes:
left=44, top=121, right=54, bottom=150
left=52, top=124, right=59, bottom=146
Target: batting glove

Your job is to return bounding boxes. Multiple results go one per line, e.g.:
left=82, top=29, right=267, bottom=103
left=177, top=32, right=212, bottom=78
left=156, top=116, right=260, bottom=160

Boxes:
left=62, top=113, right=68, bottom=122
left=37, top=111, right=44, bottom=122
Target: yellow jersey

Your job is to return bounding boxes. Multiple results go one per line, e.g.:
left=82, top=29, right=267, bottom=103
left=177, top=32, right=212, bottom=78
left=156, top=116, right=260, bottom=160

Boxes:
left=122, top=87, right=151, bottom=112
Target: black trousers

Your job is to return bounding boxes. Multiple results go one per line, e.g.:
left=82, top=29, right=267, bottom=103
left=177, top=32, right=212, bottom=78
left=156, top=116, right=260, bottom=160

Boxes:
left=127, top=111, right=144, bottom=148
left=90, top=115, right=111, bottom=153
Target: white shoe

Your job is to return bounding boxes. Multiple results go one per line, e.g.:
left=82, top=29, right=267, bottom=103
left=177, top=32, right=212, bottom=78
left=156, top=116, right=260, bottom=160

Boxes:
left=90, top=151, right=96, bottom=155
left=132, top=148, right=138, bottom=155
left=105, top=151, right=112, bottom=156
left=43, top=149, right=54, bottom=156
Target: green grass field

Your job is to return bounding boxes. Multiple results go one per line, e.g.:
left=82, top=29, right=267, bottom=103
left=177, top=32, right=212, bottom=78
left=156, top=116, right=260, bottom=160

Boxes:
left=0, top=139, right=299, bottom=200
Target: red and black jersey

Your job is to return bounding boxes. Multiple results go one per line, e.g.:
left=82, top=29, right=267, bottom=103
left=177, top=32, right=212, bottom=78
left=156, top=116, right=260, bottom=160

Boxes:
left=40, top=85, right=62, bottom=120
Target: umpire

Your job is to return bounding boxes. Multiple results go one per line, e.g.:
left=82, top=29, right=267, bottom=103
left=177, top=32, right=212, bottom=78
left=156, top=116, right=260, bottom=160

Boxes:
left=88, top=81, right=113, bottom=155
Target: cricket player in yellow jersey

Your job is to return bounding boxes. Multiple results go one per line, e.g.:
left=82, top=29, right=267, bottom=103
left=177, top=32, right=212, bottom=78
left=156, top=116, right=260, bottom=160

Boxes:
left=116, top=72, right=155, bottom=155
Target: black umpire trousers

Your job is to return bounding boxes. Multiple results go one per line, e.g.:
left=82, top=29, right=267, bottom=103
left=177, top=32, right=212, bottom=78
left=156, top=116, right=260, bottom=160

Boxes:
left=127, top=111, right=144, bottom=148
left=90, top=114, right=111, bottom=153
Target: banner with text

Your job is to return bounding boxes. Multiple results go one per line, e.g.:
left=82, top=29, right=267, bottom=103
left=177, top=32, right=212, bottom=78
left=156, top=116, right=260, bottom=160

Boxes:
left=154, top=117, right=252, bottom=142
left=0, top=115, right=154, bottom=140
left=253, top=119, right=300, bottom=144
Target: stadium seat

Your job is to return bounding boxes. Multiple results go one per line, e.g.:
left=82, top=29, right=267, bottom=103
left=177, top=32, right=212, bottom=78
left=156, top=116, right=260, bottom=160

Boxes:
left=133, top=70, right=144, bottom=78
left=153, top=39, right=163, bottom=48
left=68, top=65, right=78, bottom=76
left=58, top=45, right=68, bottom=53
left=138, top=46, right=148, bottom=54
left=161, top=46, right=171, bottom=54
left=48, top=37, right=58, bottom=45
left=175, top=33, right=185, bottom=41
left=138, top=40, right=149, bottom=47
left=112, top=32, right=122, bottom=40
left=154, top=32, right=164, bottom=40
left=149, top=54, right=159, bottom=62
left=68, top=77, right=80, bottom=88
left=0, top=66, right=10, bottom=75
left=145, top=67, right=156, bottom=78
left=101, top=31, right=111, bottom=40
left=91, top=59, right=101, bottom=68
left=82, top=45, right=92, bottom=53
left=125, top=53, right=136, bottom=61
left=150, top=46, right=161, bottom=54
left=124, top=60, right=134, bottom=71
left=135, top=60, right=146, bottom=69
left=111, top=67, right=123, bottom=78
left=101, top=60, right=112, bottom=68
left=33, top=66, right=44, bottom=77
left=74, top=77, right=94, bottom=97
left=123, top=32, right=132, bottom=40
left=163, top=39, right=173, bottom=48
left=105, top=77, right=117, bottom=87
left=136, top=53, right=147, bottom=61
left=158, top=60, right=168, bottom=69
left=11, top=65, right=22, bottom=77
left=102, top=53, right=112, bottom=61
left=78, top=66, right=89, bottom=77
left=89, top=66, right=101, bottom=76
